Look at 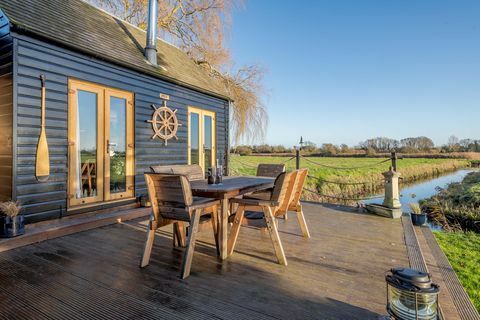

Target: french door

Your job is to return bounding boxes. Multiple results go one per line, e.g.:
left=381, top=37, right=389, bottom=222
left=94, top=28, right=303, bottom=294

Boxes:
left=188, top=107, right=216, bottom=171
left=68, top=79, right=134, bottom=207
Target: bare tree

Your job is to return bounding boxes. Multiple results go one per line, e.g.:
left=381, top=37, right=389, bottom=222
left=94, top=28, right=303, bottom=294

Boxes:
left=447, top=135, right=460, bottom=152
left=88, top=0, right=267, bottom=143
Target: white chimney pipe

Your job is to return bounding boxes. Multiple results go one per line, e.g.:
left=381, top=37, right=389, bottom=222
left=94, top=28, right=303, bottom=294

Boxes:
left=145, top=0, right=158, bottom=65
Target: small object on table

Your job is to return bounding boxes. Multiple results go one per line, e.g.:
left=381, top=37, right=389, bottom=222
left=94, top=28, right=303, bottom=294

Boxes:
left=216, top=165, right=223, bottom=184
left=207, top=167, right=217, bottom=184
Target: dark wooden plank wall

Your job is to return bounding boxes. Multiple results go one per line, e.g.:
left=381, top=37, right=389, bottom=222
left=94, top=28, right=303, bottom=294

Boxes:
left=12, top=33, right=229, bottom=223
left=0, top=11, right=12, bottom=201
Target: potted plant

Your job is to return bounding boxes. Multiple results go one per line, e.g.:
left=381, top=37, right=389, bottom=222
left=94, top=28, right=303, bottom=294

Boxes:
left=410, top=203, right=427, bottom=226
left=0, top=201, right=25, bottom=238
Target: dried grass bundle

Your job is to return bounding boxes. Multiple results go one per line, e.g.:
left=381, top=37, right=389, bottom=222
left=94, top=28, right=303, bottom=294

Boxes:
left=0, top=201, right=21, bottom=217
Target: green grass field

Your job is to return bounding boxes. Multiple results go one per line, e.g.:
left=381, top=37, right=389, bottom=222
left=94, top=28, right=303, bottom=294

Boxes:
left=229, top=156, right=469, bottom=201
left=434, top=231, right=480, bottom=312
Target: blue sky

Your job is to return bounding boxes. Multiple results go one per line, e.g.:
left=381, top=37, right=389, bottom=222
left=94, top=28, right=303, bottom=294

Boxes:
left=228, top=1, right=480, bottom=147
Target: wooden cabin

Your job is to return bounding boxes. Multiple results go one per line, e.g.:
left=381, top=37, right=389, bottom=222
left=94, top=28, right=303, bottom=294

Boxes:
left=0, top=0, right=230, bottom=223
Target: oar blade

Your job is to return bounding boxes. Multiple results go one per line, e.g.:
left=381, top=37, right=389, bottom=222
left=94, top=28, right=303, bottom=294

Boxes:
left=35, top=130, right=50, bottom=182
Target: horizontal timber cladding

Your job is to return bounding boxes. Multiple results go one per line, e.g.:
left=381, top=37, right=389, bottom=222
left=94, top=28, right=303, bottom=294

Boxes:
left=13, top=34, right=229, bottom=223
left=0, top=13, right=12, bottom=202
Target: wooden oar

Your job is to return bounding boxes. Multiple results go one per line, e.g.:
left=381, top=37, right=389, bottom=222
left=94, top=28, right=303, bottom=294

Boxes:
left=35, top=74, right=50, bottom=182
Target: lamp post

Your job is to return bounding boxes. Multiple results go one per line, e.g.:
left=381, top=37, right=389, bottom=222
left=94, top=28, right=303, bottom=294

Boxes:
left=386, top=268, right=439, bottom=320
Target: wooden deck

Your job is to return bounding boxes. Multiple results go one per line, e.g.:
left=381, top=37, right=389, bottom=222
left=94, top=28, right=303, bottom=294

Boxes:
left=0, top=203, right=409, bottom=319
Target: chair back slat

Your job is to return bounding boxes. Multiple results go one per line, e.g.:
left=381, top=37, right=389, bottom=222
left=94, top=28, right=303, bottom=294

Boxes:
left=256, top=164, right=285, bottom=178
left=151, top=164, right=205, bottom=181
left=144, top=173, right=192, bottom=221
left=270, top=171, right=297, bottom=215
left=289, top=169, right=308, bottom=208
left=172, top=165, right=204, bottom=180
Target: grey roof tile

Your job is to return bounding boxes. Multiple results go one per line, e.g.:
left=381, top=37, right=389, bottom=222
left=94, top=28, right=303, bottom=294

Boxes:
left=0, top=0, right=230, bottom=99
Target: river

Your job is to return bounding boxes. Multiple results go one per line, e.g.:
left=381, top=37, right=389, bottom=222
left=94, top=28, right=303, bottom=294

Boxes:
left=365, top=169, right=475, bottom=214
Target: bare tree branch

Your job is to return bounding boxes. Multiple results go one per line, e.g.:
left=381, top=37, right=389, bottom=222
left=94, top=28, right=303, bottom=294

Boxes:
left=87, top=0, right=267, bottom=143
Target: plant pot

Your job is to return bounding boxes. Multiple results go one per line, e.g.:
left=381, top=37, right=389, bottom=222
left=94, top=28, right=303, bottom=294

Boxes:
left=0, top=215, right=25, bottom=238
left=411, top=213, right=427, bottom=226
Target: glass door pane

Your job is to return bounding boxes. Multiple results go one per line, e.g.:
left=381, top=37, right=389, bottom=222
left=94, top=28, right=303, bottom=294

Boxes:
left=105, top=90, right=134, bottom=201
left=204, top=115, right=213, bottom=169
left=109, top=97, right=127, bottom=194
left=190, top=112, right=200, bottom=165
left=188, top=107, right=215, bottom=172
left=76, top=90, right=98, bottom=199
left=68, top=81, right=104, bottom=207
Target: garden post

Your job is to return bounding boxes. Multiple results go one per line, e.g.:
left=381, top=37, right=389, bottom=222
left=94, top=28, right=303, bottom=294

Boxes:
left=391, top=151, right=397, bottom=172
left=295, top=147, right=300, bottom=170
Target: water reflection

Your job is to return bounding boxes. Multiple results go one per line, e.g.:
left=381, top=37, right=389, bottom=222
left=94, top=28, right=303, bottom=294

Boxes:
left=365, top=169, right=474, bottom=214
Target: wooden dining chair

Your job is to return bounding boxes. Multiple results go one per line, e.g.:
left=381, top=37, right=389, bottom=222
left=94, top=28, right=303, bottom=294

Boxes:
left=256, top=163, right=286, bottom=178
left=227, top=171, right=297, bottom=266
left=243, top=169, right=310, bottom=238
left=231, top=163, right=285, bottom=213
left=141, top=173, right=219, bottom=279
left=149, top=165, right=209, bottom=248
left=150, top=164, right=205, bottom=181
left=277, top=168, right=310, bottom=238
left=240, top=163, right=287, bottom=218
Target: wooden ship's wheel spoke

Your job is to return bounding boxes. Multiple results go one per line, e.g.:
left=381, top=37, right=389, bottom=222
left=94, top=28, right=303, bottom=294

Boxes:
left=146, top=101, right=181, bottom=146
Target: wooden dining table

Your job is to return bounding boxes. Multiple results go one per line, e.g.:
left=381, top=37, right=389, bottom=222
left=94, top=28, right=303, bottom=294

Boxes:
left=190, top=176, right=275, bottom=260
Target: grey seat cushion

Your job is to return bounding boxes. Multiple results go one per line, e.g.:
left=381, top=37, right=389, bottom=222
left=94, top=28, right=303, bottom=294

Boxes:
left=229, top=210, right=264, bottom=223
left=243, top=191, right=272, bottom=201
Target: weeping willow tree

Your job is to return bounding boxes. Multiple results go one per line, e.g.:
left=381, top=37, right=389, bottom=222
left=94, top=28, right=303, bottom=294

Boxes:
left=88, top=0, right=267, bottom=143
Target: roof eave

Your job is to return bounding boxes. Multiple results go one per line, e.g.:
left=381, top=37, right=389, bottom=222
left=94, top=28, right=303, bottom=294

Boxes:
left=9, top=22, right=232, bottom=102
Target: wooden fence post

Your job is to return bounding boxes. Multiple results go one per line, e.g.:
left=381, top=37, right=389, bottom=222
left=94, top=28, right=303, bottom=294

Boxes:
left=295, top=147, right=300, bottom=170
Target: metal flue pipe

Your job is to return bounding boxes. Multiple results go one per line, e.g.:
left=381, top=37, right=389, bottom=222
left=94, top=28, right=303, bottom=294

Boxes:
left=145, top=0, right=158, bottom=65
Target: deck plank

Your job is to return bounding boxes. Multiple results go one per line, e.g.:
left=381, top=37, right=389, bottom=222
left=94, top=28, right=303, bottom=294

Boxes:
left=0, top=202, right=409, bottom=319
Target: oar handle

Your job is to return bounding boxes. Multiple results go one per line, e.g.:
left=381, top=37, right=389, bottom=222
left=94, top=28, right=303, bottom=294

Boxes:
left=40, top=74, right=46, bottom=127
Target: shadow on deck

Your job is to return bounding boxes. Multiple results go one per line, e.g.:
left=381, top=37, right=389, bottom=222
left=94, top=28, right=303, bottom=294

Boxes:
left=0, top=203, right=408, bottom=319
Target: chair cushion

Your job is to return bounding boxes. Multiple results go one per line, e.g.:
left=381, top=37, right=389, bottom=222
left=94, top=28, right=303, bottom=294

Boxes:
left=244, top=190, right=272, bottom=201
left=244, top=211, right=265, bottom=220
left=228, top=211, right=267, bottom=228
left=192, top=196, right=217, bottom=206
left=150, top=166, right=174, bottom=174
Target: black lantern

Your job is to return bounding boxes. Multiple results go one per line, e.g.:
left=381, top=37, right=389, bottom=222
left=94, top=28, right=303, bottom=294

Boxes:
left=386, top=268, right=439, bottom=320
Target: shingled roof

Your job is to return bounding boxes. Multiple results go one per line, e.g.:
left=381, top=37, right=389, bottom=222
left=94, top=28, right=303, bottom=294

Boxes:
left=0, top=0, right=230, bottom=100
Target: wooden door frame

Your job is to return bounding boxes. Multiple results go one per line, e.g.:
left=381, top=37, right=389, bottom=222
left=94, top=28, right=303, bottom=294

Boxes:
left=67, top=79, right=135, bottom=208
left=104, top=88, right=135, bottom=201
left=68, top=80, right=105, bottom=207
left=187, top=107, right=216, bottom=171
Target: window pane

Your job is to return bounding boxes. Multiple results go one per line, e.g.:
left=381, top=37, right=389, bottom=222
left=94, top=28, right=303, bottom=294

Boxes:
left=204, top=115, right=212, bottom=169
left=109, top=97, right=127, bottom=194
left=76, top=90, right=97, bottom=199
left=190, top=113, right=199, bottom=165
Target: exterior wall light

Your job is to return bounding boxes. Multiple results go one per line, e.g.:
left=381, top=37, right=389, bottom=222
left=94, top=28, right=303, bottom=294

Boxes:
left=386, top=268, right=439, bottom=320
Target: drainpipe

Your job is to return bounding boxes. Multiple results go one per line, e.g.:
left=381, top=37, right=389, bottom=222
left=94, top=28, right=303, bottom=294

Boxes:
left=145, top=0, right=158, bottom=66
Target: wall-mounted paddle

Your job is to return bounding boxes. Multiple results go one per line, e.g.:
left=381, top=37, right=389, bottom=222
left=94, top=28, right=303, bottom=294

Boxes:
left=35, top=74, right=50, bottom=182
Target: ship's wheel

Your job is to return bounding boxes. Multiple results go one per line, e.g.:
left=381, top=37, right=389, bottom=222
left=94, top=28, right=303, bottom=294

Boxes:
left=147, top=101, right=181, bottom=146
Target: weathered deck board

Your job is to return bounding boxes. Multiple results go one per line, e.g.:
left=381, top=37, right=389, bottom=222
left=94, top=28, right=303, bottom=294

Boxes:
left=0, top=203, right=409, bottom=319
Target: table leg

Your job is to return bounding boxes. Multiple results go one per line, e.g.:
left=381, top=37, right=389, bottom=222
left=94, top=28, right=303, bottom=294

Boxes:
left=219, top=197, right=229, bottom=260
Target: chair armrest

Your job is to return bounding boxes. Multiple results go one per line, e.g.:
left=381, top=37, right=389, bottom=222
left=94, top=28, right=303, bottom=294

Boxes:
left=230, top=198, right=279, bottom=207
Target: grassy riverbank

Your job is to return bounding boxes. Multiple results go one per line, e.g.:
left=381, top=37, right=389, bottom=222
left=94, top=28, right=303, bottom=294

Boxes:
left=421, top=171, right=480, bottom=232
left=434, top=231, right=480, bottom=312
left=230, top=156, right=469, bottom=202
